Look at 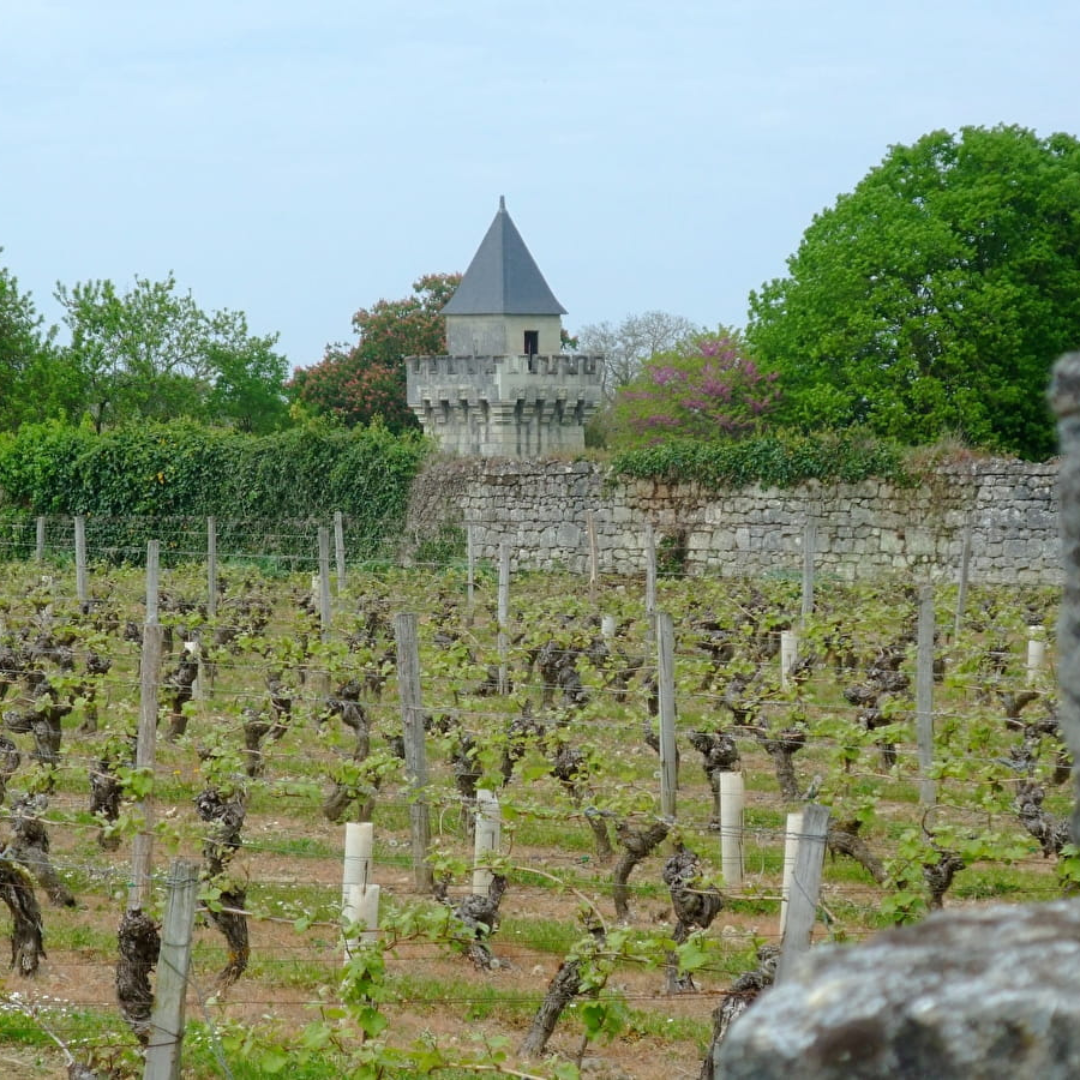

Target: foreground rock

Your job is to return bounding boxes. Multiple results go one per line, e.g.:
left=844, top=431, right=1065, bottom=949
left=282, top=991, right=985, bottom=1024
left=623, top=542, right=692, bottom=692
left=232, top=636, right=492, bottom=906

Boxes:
left=715, top=901, right=1080, bottom=1079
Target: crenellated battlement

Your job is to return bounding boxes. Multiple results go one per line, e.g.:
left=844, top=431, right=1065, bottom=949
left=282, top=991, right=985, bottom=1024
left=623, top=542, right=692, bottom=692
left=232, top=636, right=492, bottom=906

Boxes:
left=405, top=353, right=604, bottom=457
left=408, top=354, right=603, bottom=379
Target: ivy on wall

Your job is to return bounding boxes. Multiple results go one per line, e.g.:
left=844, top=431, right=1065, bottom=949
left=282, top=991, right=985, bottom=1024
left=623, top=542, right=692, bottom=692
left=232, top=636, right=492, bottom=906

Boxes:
left=0, top=420, right=429, bottom=564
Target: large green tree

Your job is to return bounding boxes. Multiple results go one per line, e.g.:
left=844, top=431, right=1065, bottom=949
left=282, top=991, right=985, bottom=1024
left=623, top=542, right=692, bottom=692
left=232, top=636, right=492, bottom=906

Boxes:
left=747, top=124, right=1080, bottom=459
left=56, top=273, right=290, bottom=433
left=290, top=272, right=461, bottom=431
left=0, top=257, right=81, bottom=430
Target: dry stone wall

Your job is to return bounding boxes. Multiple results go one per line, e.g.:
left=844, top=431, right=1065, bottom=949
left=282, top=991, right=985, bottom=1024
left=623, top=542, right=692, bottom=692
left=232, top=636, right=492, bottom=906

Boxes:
left=404, top=457, right=1060, bottom=585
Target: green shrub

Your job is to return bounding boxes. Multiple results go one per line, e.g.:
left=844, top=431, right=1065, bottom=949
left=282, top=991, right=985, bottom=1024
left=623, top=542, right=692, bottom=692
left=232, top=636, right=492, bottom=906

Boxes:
left=0, top=419, right=429, bottom=565
left=610, top=430, right=910, bottom=489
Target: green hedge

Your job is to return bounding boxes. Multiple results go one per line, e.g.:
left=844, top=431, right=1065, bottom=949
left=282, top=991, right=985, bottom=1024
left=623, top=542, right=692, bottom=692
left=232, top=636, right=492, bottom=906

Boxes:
left=610, top=431, right=911, bottom=488
left=0, top=420, right=429, bottom=567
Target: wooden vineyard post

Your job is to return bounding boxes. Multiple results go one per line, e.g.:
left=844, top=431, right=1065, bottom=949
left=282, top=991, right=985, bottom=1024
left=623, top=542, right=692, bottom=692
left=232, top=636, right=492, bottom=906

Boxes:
left=145, top=539, right=160, bottom=627
left=333, top=511, right=347, bottom=597
left=780, top=630, right=799, bottom=690
left=130, top=542, right=162, bottom=912
left=466, top=525, right=476, bottom=612
left=206, top=517, right=218, bottom=621
left=74, top=514, right=88, bottom=607
left=313, top=527, right=333, bottom=698
left=644, top=522, right=658, bottom=643
left=719, top=772, right=744, bottom=889
left=801, top=519, right=816, bottom=624
left=144, top=858, right=199, bottom=1080
left=587, top=510, right=599, bottom=601
left=35, top=516, right=45, bottom=564
left=1050, top=352, right=1080, bottom=846
left=656, top=611, right=678, bottom=820
left=497, top=541, right=510, bottom=695
left=318, top=527, right=333, bottom=640
left=394, top=613, right=434, bottom=894
left=779, top=810, right=804, bottom=937
left=954, top=516, right=972, bottom=640
left=472, top=789, right=502, bottom=895
left=776, top=803, right=830, bottom=984
left=916, top=584, right=936, bottom=808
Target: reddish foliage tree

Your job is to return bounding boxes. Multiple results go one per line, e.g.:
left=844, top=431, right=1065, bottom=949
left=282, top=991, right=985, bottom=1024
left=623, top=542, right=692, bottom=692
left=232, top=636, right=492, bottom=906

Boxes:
left=291, top=272, right=461, bottom=431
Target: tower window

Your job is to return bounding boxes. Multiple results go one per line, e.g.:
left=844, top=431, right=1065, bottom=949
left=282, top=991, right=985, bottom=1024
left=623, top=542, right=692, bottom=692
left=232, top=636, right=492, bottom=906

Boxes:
left=523, top=330, right=539, bottom=356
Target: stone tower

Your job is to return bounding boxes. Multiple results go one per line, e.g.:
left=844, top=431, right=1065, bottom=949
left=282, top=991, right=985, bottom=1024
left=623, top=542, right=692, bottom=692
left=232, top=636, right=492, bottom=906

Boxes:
left=406, top=197, right=603, bottom=457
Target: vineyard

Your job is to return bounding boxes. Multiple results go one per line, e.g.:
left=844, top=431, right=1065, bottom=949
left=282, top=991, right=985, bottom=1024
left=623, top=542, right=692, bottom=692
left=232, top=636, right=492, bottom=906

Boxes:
left=0, top=517, right=1071, bottom=1079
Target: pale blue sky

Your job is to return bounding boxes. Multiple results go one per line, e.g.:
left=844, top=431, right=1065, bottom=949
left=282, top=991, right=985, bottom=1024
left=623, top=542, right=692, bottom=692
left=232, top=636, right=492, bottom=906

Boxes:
left=2, top=1, right=1078, bottom=370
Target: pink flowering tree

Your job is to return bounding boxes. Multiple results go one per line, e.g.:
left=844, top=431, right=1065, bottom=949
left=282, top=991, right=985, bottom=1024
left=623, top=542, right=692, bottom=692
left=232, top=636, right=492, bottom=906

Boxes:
left=608, top=329, right=781, bottom=447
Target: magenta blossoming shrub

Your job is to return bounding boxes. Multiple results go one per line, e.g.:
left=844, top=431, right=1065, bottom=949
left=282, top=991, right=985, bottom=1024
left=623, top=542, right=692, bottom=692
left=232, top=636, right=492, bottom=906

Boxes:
left=609, top=331, right=780, bottom=448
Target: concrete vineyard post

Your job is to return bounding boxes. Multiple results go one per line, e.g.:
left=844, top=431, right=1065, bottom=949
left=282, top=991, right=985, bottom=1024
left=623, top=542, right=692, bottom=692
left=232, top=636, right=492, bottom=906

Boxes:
left=35, top=516, right=45, bottom=564
left=779, top=811, right=803, bottom=937
left=472, top=789, right=502, bottom=896
left=780, top=630, right=799, bottom=690
left=719, top=772, right=745, bottom=889
left=1028, top=628, right=1046, bottom=685
left=342, top=824, right=376, bottom=961
left=346, top=883, right=380, bottom=950
left=342, top=822, right=374, bottom=913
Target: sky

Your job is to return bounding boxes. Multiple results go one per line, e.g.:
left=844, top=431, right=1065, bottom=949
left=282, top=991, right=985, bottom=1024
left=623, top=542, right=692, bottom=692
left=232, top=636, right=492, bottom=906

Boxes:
left=2, top=0, right=1079, bottom=372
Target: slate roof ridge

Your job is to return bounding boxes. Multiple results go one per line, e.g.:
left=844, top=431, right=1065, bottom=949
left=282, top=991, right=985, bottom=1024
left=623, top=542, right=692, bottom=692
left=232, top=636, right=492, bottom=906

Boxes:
left=441, top=197, right=567, bottom=316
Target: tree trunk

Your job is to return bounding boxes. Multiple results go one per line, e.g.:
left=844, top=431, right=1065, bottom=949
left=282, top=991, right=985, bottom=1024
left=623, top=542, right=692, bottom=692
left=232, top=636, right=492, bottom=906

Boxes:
left=827, top=821, right=887, bottom=885
left=612, top=820, right=669, bottom=921
left=116, top=908, right=160, bottom=1042
left=0, top=856, right=45, bottom=976
left=520, top=958, right=583, bottom=1058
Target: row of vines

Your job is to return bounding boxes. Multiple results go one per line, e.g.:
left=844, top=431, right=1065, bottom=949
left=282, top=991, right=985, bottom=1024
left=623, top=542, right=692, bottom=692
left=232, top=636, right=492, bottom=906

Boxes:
left=0, top=547, right=1069, bottom=1078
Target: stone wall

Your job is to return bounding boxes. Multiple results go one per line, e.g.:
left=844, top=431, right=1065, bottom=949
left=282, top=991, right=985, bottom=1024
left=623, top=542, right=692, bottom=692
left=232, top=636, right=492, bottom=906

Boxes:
left=403, top=456, right=1061, bottom=585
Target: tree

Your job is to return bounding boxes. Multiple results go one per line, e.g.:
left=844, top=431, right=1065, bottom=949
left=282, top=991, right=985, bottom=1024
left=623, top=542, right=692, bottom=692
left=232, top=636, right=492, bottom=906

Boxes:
left=55, top=273, right=289, bottom=432
left=608, top=330, right=780, bottom=448
left=746, top=125, right=1080, bottom=460
left=290, top=272, right=461, bottom=431
left=0, top=258, right=79, bottom=431
left=576, top=311, right=701, bottom=401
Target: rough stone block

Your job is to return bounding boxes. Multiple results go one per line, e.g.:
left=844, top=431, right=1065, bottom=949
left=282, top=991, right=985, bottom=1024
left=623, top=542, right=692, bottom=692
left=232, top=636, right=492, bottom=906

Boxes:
left=716, top=901, right=1080, bottom=1080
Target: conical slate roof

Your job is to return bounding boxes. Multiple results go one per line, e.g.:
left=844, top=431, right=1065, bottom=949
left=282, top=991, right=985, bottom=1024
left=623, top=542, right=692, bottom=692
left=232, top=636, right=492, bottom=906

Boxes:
left=441, top=197, right=567, bottom=316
